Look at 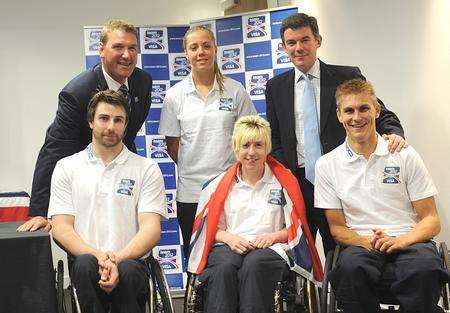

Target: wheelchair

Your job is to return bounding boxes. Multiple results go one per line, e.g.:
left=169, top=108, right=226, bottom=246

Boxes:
left=320, top=242, right=450, bottom=313
left=55, top=254, right=174, bottom=313
left=184, top=269, right=321, bottom=313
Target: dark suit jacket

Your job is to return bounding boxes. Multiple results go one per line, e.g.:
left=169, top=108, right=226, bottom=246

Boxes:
left=30, top=63, right=152, bottom=216
left=266, top=60, right=404, bottom=171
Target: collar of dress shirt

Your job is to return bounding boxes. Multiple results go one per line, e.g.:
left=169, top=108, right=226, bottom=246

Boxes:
left=294, top=58, right=321, bottom=84
left=102, top=65, right=129, bottom=91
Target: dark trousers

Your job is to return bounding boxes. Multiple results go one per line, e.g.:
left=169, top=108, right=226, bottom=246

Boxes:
left=329, top=243, right=449, bottom=313
left=199, top=245, right=290, bottom=313
left=70, top=254, right=150, bottom=313
left=177, top=201, right=198, bottom=260
left=293, top=167, right=335, bottom=254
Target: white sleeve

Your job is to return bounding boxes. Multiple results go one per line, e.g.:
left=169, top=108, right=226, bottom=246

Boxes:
left=404, top=147, right=438, bottom=201
left=48, top=160, right=75, bottom=218
left=235, top=84, right=257, bottom=117
left=137, top=162, right=168, bottom=219
left=314, top=157, right=342, bottom=209
left=158, top=89, right=181, bottom=137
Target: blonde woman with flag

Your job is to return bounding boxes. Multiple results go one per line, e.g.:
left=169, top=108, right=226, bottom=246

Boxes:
left=187, top=115, right=322, bottom=313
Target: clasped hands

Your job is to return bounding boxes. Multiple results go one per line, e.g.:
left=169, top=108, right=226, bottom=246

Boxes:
left=96, top=251, right=120, bottom=293
left=227, top=233, right=276, bottom=255
left=368, top=229, right=411, bottom=253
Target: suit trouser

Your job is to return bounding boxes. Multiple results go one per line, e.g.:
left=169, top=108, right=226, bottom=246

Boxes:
left=199, top=245, right=290, bottom=313
left=329, top=243, right=449, bottom=313
left=177, top=201, right=198, bottom=260
left=70, top=254, right=149, bottom=313
left=293, top=167, right=336, bottom=254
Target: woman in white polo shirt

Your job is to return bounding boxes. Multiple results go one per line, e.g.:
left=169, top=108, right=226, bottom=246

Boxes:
left=187, top=116, right=322, bottom=313
left=159, top=26, right=256, bottom=259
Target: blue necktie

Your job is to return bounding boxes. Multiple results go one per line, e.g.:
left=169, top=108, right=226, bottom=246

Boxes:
left=303, top=74, right=322, bottom=184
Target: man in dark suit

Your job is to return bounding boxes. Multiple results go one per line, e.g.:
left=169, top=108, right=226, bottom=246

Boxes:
left=265, top=13, right=405, bottom=254
left=18, top=20, right=153, bottom=232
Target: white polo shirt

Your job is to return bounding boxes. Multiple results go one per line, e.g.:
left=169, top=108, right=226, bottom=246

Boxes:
left=48, top=144, right=168, bottom=253
left=158, top=74, right=256, bottom=203
left=314, top=134, right=437, bottom=236
left=198, top=163, right=285, bottom=241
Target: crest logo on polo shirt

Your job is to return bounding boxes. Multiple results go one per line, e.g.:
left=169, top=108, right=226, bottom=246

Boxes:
left=218, top=98, right=234, bottom=111
left=173, top=56, right=190, bottom=78
left=144, top=30, right=165, bottom=50
left=150, top=138, right=169, bottom=159
left=246, top=16, right=267, bottom=38
left=221, top=48, right=241, bottom=70
left=151, top=83, right=167, bottom=104
left=249, top=73, right=269, bottom=96
left=88, top=30, right=101, bottom=51
left=383, top=166, right=400, bottom=184
left=158, top=249, right=179, bottom=270
left=117, top=179, right=135, bottom=196
left=276, top=42, right=290, bottom=64
left=268, top=189, right=283, bottom=205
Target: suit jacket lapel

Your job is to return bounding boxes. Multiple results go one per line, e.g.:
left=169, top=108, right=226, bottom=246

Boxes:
left=283, top=70, right=296, bottom=137
left=319, top=61, right=335, bottom=133
left=94, top=63, right=108, bottom=91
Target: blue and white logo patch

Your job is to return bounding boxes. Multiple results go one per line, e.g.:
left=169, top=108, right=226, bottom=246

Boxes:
left=219, top=98, right=234, bottom=111
left=173, top=56, right=190, bottom=77
left=144, top=30, right=165, bottom=50
left=221, top=48, right=241, bottom=71
left=150, top=138, right=169, bottom=159
left=166, top=193, right=175, bottom=215
left=383, top=166, right=400, bottom=184
left=151, top=83, right=167, bottom=104
left=246, top=15, right=267, bottom=38
left=249, top=73, right=269, bottom=96
left=275, top=42, right=290, bottom=64
left=88, top=30, right=101, bottom=52
left=158, top=249, right=178, bottom=270
left=117, top=179, right=135, bottom=196
left=268, top=189, right=283, bottom=205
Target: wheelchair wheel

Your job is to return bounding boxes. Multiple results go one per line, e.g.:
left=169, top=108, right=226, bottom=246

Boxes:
left=56, top=260, right=65, bottom=313
left=149, top=256, right=174, bottom=313
left=184, top=274, right=206, bottom=313
left=439, top=242, right=450, bottom=310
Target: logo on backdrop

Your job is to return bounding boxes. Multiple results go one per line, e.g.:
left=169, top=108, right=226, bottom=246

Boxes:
left=246, top=16, right=267, bottom=38
left=150, top=138, right=169, bottom=159
left=276, top=42, right=290, bottom=64
left=383, top=167, right=401, bottom=184
left=88, top=30, right=101, bottom=52
left=158, top=249, right=179, bottom=270
left=249, top=73, right=269, bottom=96
left=173, top=56, right=190, bottom=78
left=151, top=84, right=167, bottom=104
left=144, top=30, right=165, bottom=50
left=221, top=48, right=241, bottom=71
left=166, top=193, right=175, bottom=215
left=117, top=179, right=135, bottom=196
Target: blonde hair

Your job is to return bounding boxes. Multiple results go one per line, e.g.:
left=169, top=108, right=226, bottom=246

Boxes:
left=335, top=79, right=380, bottom=110
left=100, top=19, right=137, bottom=45
left=183, top=25, right=225, bottom=95
left=232, top=115, right=272, bottom=155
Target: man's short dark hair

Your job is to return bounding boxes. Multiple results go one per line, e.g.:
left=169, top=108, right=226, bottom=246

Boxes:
left=87, top=89, right=130, bottom=123
left=280, top=13, right=320, bottom=43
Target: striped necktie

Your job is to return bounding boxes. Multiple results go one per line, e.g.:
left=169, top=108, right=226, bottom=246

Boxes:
left=118, top=84, right=131, bottom=108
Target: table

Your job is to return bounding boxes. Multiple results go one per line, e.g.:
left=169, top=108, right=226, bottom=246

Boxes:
left=0, top=222, right=57, bottom=313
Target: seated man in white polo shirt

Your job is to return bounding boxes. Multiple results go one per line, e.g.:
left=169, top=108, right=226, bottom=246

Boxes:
left=314, top=79, right=449, bottom=313
left=48, top=90, right=167, bottom=313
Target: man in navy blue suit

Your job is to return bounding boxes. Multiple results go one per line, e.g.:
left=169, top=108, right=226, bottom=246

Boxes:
left=265, top=13, right=406, bottom=254
left=18, top=20, right=153, bottom=232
